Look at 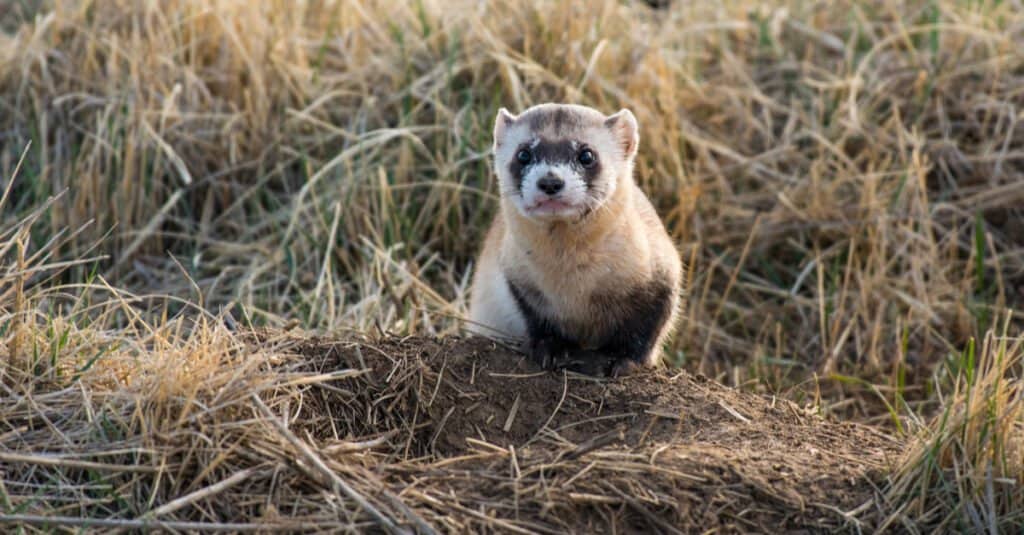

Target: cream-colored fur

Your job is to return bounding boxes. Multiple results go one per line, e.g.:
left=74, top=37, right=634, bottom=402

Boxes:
left=468, top=104, right=682, bottom=367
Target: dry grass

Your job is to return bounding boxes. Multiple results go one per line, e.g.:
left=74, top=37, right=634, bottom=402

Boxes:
left=1, top=0, right=1024, bottom=531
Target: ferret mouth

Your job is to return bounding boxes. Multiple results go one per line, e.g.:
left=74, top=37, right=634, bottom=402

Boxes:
left=526, top=198, right=578, bottom=216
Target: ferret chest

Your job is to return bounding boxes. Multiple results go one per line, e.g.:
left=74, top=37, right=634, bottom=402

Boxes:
left=518, top=257, right=640, bottom=342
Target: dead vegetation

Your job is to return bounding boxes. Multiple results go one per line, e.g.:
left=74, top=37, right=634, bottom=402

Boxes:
left=1, top=0, right=1024, bottom=532
left=0, top=326, right=902, bottom=533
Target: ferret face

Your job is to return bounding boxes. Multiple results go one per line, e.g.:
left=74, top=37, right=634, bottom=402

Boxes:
left=492, top=104, right=639, bottom=222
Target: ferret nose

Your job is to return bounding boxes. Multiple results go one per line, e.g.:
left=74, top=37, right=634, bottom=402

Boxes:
left=537, top=175, right=564, bottom=196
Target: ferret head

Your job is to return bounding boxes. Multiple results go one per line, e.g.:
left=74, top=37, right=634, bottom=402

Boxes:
left=491, top=103, right=639, bottom=222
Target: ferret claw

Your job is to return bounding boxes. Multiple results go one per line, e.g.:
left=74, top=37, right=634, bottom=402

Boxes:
left=608, top=358, right=641, bottom=378
left=529, top=337, right=566, bottom=371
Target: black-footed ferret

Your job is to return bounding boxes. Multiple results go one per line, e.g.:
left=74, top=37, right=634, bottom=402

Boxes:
left=468, top=103, right=682, bottom=377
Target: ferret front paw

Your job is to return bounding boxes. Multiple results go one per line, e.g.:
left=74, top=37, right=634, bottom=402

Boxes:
left=608, top=358, right=643, bottom=378
left=557, top=349, right=615, bottom=376
left=528, top=337, right=570, bottom=371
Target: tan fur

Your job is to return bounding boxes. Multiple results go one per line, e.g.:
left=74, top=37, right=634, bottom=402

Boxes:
left=468, top=104, right=682, bottom=367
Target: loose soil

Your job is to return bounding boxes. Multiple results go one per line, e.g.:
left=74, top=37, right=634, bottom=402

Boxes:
left=282, top=333, right=902, bottom=533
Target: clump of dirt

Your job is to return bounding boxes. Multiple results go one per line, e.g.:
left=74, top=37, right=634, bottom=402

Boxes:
left=282, top=333, right=901, bottom=533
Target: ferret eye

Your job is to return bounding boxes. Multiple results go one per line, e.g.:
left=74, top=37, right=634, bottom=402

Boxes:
left=515, top=149, right=532, bottom=165
left=578, top=148, right=596, bottom=167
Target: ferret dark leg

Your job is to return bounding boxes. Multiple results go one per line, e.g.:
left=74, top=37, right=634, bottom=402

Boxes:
left=592, top=276, right=675, bottom=377
left=506, top=278, right=578, bottom=370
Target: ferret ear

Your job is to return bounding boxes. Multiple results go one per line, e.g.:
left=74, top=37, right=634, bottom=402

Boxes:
left=604, top=109, right=639, bottom=160
left=493, top=108, right=517, bottom=146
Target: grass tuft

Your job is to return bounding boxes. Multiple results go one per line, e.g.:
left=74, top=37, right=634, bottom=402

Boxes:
left=879, top=315, right=1024, bottom=531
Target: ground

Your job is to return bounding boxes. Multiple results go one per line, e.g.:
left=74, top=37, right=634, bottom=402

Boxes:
left=1, top=330, right=903, bottom=533
left=297, top=334, right=901, bottom=532
left=3, top=330, right=911, bottom=533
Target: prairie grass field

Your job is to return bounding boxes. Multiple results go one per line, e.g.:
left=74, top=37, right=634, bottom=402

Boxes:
left=1, top=0, right=1023, bottom=532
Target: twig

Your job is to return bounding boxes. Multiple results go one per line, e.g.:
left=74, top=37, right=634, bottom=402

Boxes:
left=429, top=406, right=456, bottom=453
left=407, top=490, right=537, bottom=535
left=146, top=467, right=257, bottom=517
left=530, top=371, right=568, bottom=444
left=503, top=394, right=521, bottom=432
left=382, top=490, right=438, bottom=535
left=323, top=429, right=399, bottom=454
left=811, top=502, right=865, bottom=528
left=612, top=486, right=685, bottom=535
left=568, top=493, right=620, bottom=504
left=427, top=352, right=447, bottom=407
left=0, top=451, right=158, bottom=473
left=562, top=427, right=625, bottom=460
left=718, top=400, right=751, bottom=424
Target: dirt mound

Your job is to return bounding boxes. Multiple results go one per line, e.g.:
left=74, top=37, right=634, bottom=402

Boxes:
left=1, top=331, right=901, bottom=533
left=283, top=333, right=900, bottom=532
